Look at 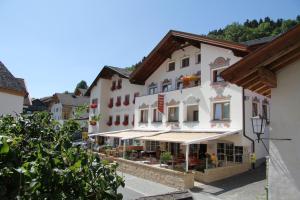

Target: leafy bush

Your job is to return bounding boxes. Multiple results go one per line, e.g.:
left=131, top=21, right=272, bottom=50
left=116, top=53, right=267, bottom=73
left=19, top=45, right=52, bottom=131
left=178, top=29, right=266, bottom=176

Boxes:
left=160, top=152, right=172, bottom=164
left=0, top=112, right=124, bottom=199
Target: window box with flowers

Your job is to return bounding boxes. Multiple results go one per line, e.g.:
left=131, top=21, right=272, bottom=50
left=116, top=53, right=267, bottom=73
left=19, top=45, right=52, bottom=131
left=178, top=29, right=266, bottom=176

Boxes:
left=90, top=103, right=98, bottom=109
left=123, top=115, right=129, bottom=126
left=181, top=74, right=200, bottom=88
left=116, top=96, right=121, bottom=107
left=89, top=114, right=101, bottom=126
left=123, top=95, right=130, bottom=106
left=107, top=116, right=113, bottom=126
left=108, top=98, right=114, bottom=108
left=117, top=79, right=122, bottom=89
left=115, top=115, right=120, bottom=126
left=111, top=81, right=116, bottom=91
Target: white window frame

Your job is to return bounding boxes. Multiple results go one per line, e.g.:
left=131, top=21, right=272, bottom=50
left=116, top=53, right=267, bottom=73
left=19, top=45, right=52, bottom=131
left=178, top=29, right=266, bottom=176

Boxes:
left=211, top=66, right=227, bottom=83
left=167, top=61, right=176, bottom=72
left=167, top=106, right=179, bottom=122
left=212, top=101, right=230, bottom=121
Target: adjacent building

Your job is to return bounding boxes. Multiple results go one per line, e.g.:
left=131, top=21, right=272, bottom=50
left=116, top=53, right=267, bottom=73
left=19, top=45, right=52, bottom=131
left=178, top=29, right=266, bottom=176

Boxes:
left=0, top=61, right=29, bottom=116
left=85, top=66, right=144, bottom=136
left=222, top=25, right=300, bottom=200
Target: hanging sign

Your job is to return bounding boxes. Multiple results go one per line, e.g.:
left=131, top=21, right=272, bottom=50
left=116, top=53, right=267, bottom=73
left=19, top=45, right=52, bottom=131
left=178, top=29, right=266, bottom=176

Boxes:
left=158, top=94, right=164, bottom=114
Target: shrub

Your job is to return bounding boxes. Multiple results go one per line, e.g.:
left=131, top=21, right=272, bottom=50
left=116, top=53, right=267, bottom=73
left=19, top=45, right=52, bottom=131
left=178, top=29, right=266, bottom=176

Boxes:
left=0, top=112, right=124, bottom=199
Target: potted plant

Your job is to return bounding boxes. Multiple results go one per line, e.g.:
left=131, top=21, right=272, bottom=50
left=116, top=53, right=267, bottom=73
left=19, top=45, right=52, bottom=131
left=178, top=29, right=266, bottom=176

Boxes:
left=160, top=152, right=172, bottom=167
left=89, top=114, right=101, bottom=126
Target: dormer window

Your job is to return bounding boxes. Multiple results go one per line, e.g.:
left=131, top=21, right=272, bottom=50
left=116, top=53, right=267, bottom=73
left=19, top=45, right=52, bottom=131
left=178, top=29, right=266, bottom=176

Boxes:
left=181, top=57, right=190, bottom=68
left=167, top=62, right=175, bottom=72
left=148, top=82, right=158, bottom=95
left=196, top=53, right=201, bottom=64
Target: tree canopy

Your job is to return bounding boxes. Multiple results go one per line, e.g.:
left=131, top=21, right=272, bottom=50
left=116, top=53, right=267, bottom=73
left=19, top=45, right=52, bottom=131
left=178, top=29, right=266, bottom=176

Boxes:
left=0, top=112, right=124, bottom=199
left=75, top=80, right=88, bottom=90
left=207, top=16, right=300, bottom=42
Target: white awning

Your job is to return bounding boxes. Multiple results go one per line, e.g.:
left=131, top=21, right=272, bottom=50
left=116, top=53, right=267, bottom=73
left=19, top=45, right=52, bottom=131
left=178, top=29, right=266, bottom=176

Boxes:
left=89, top=129, right=168, bottom=140
left=139, top=130, right=240, bottom=145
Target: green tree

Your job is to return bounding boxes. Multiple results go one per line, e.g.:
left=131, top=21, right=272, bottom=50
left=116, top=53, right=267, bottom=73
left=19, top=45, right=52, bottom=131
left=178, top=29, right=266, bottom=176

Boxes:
left=0, top=112, right=124, bottom=199
left=76, top=80, right=88, bottom=90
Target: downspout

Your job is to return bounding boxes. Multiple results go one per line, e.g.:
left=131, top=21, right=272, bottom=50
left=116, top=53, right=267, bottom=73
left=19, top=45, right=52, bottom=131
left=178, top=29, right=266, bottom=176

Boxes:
left=242, top=88, right=255, bottom=164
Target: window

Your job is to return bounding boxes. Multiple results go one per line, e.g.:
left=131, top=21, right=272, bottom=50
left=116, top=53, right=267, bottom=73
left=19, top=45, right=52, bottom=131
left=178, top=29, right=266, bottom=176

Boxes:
left=107, top=116, right=113, bottom=126
left=181, top=57, right=190, bottom=68
left=140, top=109, right=148, bottom=123
left=167, top=62, right=175, bottom=72
left=217, top=143, right=235, bottom=162
left=148, top=85, right=158, bottom=95
left=146, top=141, right=160, bottom=151
left=123, top=115, right=129, bottom=126
left=153, top=108, right=162, bottom=122
left=92, top=98, right=98, bottom=104
left=124, top=94, right=130, bottom=106
left=193, top=110, right=199, bottom=121
left=235, top=146, right=243, bottom=163
left=116, top=96, right=121, bottom=107
left=133, top=92, right=139, bottom=104
left=108, top=98, right=113, bottom=108
left=196, top=53, right=201, bottom=64
left=117, top=79, right=122, bottom=89
left=252, top=102, right=259, bottom=117
left=168, top=107, right=179, bottom=122
left=212, top=68, right=225, bottom=83
left=111, top=81, right=116, bottom=91
left=115, top=115, right=120, bottom=125
left=162, top=83, right=172, bottom=92
left=213, top=102, right=230, bottom=121
left=176, top=80, right=183, bottom=90
left=262, top=104, right=269, bottom=121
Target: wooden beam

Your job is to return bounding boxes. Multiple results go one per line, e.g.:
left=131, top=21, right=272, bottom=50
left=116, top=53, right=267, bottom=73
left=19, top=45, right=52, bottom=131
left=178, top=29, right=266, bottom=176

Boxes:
left=258, top=67, right=277, bottom=88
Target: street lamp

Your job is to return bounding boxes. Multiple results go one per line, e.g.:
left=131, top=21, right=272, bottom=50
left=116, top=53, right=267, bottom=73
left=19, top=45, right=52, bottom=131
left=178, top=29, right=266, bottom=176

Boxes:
left=251, top=115, right=267, bottom=143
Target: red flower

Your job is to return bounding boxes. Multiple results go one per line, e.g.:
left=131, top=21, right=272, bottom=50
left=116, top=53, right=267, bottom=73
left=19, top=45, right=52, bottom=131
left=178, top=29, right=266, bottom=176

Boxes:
left=90, top=103, right=97, bottom=109
left=114, top=121, right=120, bottom=126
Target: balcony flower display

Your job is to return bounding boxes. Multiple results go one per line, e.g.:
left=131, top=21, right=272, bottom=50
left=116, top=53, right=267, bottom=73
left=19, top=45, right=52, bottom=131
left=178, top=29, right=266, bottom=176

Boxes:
left=107, top=121, right=112, bottom=126
left=123, top=120, right=128, bottom=126
left=90, top=103, right=97, bottom=109
left=181, top=75, right=200, bottom=87
left=114, top=121, right=120, bottom=126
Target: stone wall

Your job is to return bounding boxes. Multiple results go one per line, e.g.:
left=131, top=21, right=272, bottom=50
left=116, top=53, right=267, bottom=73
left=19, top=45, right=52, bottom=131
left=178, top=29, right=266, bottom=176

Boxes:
left=99, top=153, right=194, bottom=190
left=194, top=163, right=251, bottom=183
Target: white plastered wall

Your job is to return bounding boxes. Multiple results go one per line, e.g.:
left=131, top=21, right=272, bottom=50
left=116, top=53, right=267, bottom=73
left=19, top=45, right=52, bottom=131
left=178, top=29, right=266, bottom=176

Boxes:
left=0, top=92, right=23, bottom=116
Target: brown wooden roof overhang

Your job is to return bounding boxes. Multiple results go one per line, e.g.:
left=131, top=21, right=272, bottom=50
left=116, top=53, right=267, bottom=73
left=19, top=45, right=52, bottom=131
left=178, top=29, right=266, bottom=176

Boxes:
left=130, top=30, right=250, bottom=85
left=221, top=25, right=300, bottom=98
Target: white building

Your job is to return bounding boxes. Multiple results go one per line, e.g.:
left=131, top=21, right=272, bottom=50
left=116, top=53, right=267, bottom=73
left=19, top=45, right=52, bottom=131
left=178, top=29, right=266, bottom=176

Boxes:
left=222, top=25, right=300, bottom=200
left=0, top=61, right=29, bottom=116
left=127, top=30, right=270, bottom=166
left=49, top=92, right=89, bottom=130
left=86, top=66, right=144, bottom=137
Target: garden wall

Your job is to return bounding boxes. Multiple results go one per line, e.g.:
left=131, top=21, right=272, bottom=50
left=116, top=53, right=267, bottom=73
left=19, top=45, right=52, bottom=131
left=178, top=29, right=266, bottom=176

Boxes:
left=194, top=162, right=251, bottom=183
left=98, top=153, right=194, bottom=190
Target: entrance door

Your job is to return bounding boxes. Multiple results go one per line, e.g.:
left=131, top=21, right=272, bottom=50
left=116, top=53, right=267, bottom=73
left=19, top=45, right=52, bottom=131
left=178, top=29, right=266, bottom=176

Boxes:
left=199, top=144, right=207, bottom=159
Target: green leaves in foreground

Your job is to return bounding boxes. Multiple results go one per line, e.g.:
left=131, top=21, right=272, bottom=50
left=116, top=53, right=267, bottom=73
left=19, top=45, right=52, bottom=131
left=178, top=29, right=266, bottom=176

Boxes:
left=0, top=112, right=124, bottom=200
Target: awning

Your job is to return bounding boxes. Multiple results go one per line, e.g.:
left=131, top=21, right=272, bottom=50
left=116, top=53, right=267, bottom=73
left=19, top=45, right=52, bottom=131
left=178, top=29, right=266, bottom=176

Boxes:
left=89, top=129, right=167, bottom=140
left=139, top=130, right=240, bottom=145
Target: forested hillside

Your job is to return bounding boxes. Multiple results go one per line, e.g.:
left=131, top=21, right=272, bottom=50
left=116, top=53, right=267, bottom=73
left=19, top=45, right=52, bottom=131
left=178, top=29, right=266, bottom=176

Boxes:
left=207, top=16, right=300, bottom=42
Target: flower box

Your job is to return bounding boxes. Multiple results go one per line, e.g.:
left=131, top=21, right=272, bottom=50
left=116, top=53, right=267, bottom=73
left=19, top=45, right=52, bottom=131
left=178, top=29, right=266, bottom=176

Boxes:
left=123, top=121, right=128, bottom=126
left=89, top=120, right=97, bottom=126
left=115, top=102, right=121, bottom=107
left=107, top=121, right=112, bottom=126
left=90, top=103, right=97, bottom=109
left=114, top=121, right=120, bottom=126
left=123, top=101, right=129, bottom=106
left=108, top=103, right=113, bottom=108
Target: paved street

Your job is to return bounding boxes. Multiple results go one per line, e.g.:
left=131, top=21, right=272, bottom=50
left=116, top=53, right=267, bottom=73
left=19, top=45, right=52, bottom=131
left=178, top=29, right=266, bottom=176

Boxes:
left=117, top=172, right=177, bottom=200
left=119, top=165, right=266, bottom=200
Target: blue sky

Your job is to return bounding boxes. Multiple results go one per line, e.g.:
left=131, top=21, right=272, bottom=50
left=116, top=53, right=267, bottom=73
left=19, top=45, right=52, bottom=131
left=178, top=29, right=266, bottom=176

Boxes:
left=0, top=0, right=299, bottom=98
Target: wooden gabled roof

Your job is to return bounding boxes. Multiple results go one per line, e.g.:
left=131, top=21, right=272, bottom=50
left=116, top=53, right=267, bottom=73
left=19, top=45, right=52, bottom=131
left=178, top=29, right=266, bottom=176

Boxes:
left=130, top=30, right=252, bottom=85
left=221, top=24, right=300, bottom=97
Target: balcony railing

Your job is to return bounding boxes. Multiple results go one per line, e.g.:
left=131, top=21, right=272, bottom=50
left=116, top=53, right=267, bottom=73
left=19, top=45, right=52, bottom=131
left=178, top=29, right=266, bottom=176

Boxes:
left=138, top=84, right=201, bottom=98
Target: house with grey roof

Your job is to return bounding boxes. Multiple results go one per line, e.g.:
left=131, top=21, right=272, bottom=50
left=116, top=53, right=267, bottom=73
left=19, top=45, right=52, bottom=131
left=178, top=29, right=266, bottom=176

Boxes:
left=0, top=61, right=30, bottom=116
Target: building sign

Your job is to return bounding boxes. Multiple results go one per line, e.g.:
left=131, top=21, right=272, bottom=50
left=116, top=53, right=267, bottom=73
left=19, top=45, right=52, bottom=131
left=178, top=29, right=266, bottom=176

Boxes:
left=158, top=94, right=164, bottom=113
